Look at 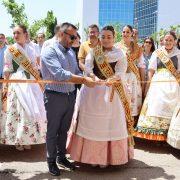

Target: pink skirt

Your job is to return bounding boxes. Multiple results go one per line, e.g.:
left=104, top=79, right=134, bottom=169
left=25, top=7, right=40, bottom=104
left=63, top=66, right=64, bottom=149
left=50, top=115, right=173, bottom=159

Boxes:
left=67, top=133, right=134, bottom=165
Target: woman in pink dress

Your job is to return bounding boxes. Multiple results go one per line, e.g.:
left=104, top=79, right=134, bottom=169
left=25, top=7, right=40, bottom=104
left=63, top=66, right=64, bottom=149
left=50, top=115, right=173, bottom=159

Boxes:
left=68, top=26, right=134, bottom=168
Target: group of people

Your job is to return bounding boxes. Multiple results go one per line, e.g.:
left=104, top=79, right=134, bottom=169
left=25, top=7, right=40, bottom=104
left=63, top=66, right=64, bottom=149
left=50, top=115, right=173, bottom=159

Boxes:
left=0, top=22, right=179, bottom=176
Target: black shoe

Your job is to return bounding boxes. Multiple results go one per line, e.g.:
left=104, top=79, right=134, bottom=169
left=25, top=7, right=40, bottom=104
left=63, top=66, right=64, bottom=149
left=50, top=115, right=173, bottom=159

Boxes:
left=48, top=162, right=61, bottom=176
left=57, top=157, right=75, bottom=170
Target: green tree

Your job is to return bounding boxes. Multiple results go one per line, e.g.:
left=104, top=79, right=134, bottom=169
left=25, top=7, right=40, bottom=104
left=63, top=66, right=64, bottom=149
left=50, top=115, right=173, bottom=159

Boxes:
left=2, top=0, right=57, bottom=40
left=170, top=25, right=180, bottom=37
left=6, top=36, right=14, bottom=44
left=44, top=11, right=57, bottom=39
left=111, top=23, right=123, bottom=43
left=2, top=0, right=29, bottom=28
left=29, top=19, right=44, bottom=40
left=151, top=25, right=180, bottom=47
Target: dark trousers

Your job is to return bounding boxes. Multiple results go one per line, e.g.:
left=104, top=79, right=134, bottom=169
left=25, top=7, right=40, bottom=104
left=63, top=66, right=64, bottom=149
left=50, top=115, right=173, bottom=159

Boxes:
left=44, top=90, right=76, bottom=163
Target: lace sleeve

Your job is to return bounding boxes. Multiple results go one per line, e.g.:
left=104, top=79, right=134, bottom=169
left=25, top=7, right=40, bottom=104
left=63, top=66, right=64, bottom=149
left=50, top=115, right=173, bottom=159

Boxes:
left=137, top=54, right=146, bottom=68
left=3, top=47, right=14, bottom=73
left=114, top=52, right=127, bottom=80
left=148, top=52, right=157, bottom=71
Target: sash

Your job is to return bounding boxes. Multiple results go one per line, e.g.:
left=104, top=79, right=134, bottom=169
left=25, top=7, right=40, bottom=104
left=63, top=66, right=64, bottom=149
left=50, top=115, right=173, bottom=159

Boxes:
left=118, top=42, right=141, bottom=81
left=126, top=53, right=141, bottom=81
left=8, top=46, right=44, bottom=90
left=156, top=49, right=180, bottom=84
left=93, top=45, right=134, bottom=146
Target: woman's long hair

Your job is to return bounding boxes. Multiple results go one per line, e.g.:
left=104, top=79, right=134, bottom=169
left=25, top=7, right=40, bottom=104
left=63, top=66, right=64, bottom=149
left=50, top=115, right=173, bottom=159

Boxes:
left=142, top=37, right=155, bottom=53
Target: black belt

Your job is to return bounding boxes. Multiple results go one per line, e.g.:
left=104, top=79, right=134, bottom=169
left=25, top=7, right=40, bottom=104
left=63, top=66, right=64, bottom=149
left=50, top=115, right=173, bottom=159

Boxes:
left=45, top=89, right=75, bottom=95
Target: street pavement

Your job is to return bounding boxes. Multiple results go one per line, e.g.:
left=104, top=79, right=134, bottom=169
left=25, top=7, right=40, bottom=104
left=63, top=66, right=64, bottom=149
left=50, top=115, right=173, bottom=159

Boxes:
left=0, top=138, right=180, bottom=180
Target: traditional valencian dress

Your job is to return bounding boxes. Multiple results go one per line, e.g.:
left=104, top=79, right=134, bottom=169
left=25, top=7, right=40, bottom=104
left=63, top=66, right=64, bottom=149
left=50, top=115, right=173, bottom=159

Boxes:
left=116, top=41, right=144, bottom=116
left=0, top=43, right=47, bottom=145
left=167, top=102, right=180, bottom=149
left=68, top=46, right=134, bottom=166
left=134, top=46, right=180, bottom=141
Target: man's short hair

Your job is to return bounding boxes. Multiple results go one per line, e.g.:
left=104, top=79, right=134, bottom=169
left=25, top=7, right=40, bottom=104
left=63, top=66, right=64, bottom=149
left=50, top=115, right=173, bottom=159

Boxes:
left=88, top=24, right=99, bottom=32
left=60, top=22, right=78, bottom=32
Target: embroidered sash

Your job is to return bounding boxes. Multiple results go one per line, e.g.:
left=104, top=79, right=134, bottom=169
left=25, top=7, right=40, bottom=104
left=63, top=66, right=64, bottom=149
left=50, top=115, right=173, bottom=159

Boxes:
left=93, top=45, right=134, bottom=146
left=156, top=49, right=180, bottom=84
left=126, top=53, right=141, bottom=81
left=8, top=46, right=44, bottom=90
left=118, top=42, right=141, bottom=81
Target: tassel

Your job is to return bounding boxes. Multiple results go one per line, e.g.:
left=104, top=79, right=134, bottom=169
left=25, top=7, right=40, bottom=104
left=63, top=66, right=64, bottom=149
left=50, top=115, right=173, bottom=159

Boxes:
left=110, top=85, right=115, bottom=102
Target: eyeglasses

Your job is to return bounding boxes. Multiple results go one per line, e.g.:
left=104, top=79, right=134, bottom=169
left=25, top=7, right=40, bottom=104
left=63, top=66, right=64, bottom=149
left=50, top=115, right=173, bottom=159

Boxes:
left=64, top=31, right=77, bottom=41
left=145, top=41, right=152, bottom=44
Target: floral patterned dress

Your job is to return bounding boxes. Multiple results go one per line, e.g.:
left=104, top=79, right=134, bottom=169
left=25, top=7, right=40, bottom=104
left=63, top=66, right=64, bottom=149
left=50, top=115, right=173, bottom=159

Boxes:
left=134, top=47, right=180, bottom=141
left=116, top=41, right=145, bottom=116
left=167, top=102, right=180, bottom=149
left=0, top=43, right=47, bottom=145
left=68, top=47, right=134, bottom=166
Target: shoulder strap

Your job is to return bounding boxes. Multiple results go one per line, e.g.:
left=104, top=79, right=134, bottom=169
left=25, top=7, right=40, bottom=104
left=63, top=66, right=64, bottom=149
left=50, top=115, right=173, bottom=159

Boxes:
left=126, top=53, right=141, bottom=81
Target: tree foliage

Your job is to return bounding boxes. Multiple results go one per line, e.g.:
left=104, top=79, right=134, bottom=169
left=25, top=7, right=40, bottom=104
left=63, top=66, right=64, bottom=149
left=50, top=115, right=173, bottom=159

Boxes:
left=29, top=19, right=45, bottom=40
left=111, top=23, right=123, bottom=43
left=6, top=36, right=14, bottom=44
left=170, top=25, right=180, bottom=37
left=2, top=0, right=57, bottom=40
left=151, top=25, right=180, bottom=47
left=2, top=0, right=29, bottom=28
left=44, top=11, right=57, bottom=39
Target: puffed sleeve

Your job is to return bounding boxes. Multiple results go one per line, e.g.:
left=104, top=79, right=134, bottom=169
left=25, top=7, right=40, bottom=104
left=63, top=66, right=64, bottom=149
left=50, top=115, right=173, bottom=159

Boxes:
left=3, top=47, right=14, bottom=73
left=85, top=49, right=94, bottom=75
left=148, top=51, right=158, bottom=71
left=114, top=50, right=127, bottom=80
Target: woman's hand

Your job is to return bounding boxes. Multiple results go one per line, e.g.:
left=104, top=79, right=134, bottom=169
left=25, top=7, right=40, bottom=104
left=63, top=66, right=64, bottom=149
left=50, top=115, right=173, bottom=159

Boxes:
left=105, top=77, right=120, bottom=87
left=94, top=76, right=105, bottom=85
left=89, top=73, right=105, bottom=85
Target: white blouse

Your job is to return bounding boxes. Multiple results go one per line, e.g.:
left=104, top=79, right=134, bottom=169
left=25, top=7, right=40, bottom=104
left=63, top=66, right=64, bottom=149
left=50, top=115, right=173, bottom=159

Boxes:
left=4, top=43, right=37, bottom=73
left=148, top=46, right=180, bottom=71
left=85, top=46, right=127, bottom=80
left=137, top=54, right=146, bottom=68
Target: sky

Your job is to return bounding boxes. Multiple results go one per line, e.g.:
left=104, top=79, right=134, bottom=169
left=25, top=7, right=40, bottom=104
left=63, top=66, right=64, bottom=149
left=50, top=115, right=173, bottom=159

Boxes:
left=0, top=0, right=78, bottom=36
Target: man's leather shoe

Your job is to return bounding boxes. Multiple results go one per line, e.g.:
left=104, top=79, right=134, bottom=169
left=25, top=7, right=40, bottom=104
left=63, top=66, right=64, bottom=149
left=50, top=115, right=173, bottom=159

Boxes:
left=48, top=162, right=61, bottom=176
left=57, top=157, right=75, bottom=170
